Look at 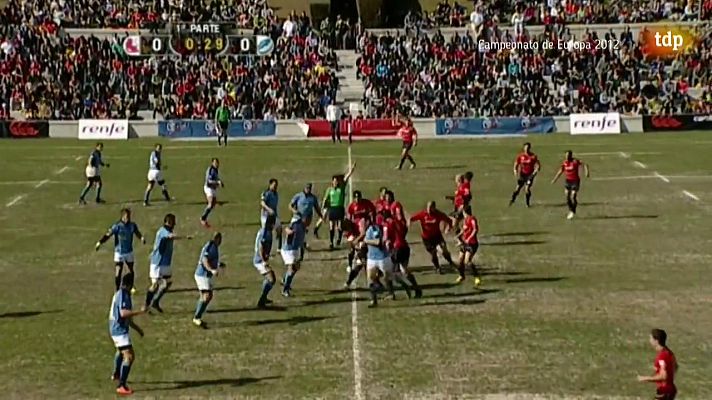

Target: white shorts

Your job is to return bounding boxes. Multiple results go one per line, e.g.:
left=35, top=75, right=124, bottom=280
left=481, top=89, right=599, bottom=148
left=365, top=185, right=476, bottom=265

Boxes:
left=260, top=214, right=281, bottom=229
left=253, top=261, right=271, bottom=275
left=147, top=169, right=164, bottom=182
left=111, top=333, right=131, bottom=348
left=367, top=258, right=393, bottom=274
left=204, top=185, right=217, bottom=198
left=194, top=274, right=213, bottom=291
left=85, top=166, right=99, bottom=178
left=280, top=249, right=299, bottom=266
left=149, top=264, right=172, bottom=281
left=114, top=252, right=135, bottom=264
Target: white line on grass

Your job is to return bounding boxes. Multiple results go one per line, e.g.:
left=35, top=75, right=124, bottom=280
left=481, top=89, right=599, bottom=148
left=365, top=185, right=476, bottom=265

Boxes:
left=34, top=179, right=50, bottom=188
left=56, top=166, right=70, bottom=175
left=581, top=151, right=660, bottom=156
left=75, top=155, right=83, bottom=161
left=593, top=175, right=657, bottom=181
left=633, top=161, right=648, bottom=169
left=347, top=145, right=364, bottom=400
left=682, top=190, right=700, bottom=201
left=5, top=195, right=25, bottom=207
left=618, top=152, right=630, bottom=159
left=653, top=172, right=670, bottom=183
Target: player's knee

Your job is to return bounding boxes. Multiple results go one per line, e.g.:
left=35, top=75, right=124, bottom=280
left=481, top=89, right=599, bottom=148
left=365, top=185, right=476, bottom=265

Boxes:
left=122, top=350, right=134, bottom=363
left=164, top=279, right=172, bottom=289
left=293, top=263, right=301, bottom=273
left=149, top=281, right=160, bottom=291
left=204, top=292, right=213, bottom=302
left=157, top=180, right=165, bottom=186
left=266, top=271, right=276, bottom=284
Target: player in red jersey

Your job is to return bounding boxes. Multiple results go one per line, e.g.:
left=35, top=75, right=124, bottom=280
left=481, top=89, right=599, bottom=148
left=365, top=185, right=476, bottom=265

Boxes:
left=374, top=187, right=390, bottom=215
left=510, top=142, right=541, bottom=207
left=409, top=201, right=455, bottom=274
left=345, top=191, right=376, bottom=273
left=638, top=329, right=678, bottom=400
left=396, top=118, right=417, bottom=170
left=385, top=190, right=405, bottom=220
left=551, top=150, right=590, bottom=219
left=446, top=172, right=472, bottom=229
left=343, top=214, right=369, bottom=289
left=386, top=206, right=422, bottom=298
left=456, top=205, right=481, bottom=286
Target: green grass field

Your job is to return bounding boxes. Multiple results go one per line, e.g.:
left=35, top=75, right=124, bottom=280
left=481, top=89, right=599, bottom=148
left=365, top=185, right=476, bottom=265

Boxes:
left=1, top=133, right=712, bottom=399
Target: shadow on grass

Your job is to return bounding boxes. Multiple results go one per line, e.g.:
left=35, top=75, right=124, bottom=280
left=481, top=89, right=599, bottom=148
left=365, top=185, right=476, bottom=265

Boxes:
left=490, top=231, right=548, bottom=237
left=244, top=315, right=333, bottom=326
left=579, top=214, right=658, bottom=220
left=0, top=309, right=62, bottom=319
left=218, top=221, right=262, bottom=228
left=179, top=200, right=231, bottom=206
left=481, top=270, right=529, bottom=277
left=208, top=305, right=287, bottom=314
left=299, top=296, right=369, bottom=307
left=140, top=375, right=280, bottom=391
left=538, top=201, right=605, bottom=208
left=483, top=240, right=547, bottom=246
left=505, top=276, right=566, bottom=284
left=169, top=286, right=243, bottom=294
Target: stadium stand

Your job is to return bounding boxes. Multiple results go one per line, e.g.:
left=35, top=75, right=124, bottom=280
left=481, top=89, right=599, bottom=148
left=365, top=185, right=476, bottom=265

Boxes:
left=355, top=24, right=711, bottom=118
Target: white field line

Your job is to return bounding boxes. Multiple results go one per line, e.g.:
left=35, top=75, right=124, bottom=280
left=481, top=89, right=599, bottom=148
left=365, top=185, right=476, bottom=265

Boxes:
left=75, top=155, right=83, bottom=161
left=347, top=144, right=364, bottom=400
left=5, top=159, right=74, bottom=207
left=593, top=175, right=656, bottom=181
left=653, top=172, right=670, bottom=183
left=34, top=179, right=50, bottom=188
left=580, top=151, right=660, bottom=156
left=56, top=166, right=70, bottom=175
left=618, top=152, right=630, bottom=159
left=5, top=195, right=25, bottom=207
left=633, top=161, right=648, bottom=169
left=683, top=190, right=700, bottom=201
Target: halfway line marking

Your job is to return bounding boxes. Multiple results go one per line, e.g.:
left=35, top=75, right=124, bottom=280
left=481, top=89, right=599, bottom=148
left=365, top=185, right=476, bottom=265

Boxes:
left=633, top=161, right=647, bottom=169
left=682, top=191, right=700, bottom=201
left=653, top=172, right=670, bottom=183
left=347, top=145, right=364, bottom=400
left=6, top=195, right=25, bottom=207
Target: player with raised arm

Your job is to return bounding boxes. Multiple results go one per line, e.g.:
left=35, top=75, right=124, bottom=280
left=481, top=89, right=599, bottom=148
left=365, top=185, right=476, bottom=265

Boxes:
left=143, top=213, right=192, bottom=313
left=143, top=144, right=172, bottom=206
left=215, top=101, right=230, bottom=147
left=260, top=178, right=282, bottom=250
left=551, top=150, right=590, bottom=219
left=192, top=232, right=225, bottom=328
left=289, top=183, right=322, bottom=261
left=253, top=217, right=275, bottom=309
left=201, top=158, right=224, bottom=228
left=319, top=163, right=356, bottom=249
left=396, top=118, right=417, bottom=170
left=409, top=201, right=455, bottom=276
left=280, top=212, right=307, bottom=298
left=510, top=142, right=541, bottom=207
left=457, top=205, right=481, bottom=286
left=108, top=274, right=145, bottom=396
left=96, top=208, right=146, bottom=292
left=637, top=328, right=678, bottom=400
left=80, top=142, right=110, bottom=205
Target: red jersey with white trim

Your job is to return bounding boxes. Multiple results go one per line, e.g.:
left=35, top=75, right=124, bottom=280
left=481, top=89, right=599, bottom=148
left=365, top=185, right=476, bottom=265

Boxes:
left=461, top=215, right=479, bottom=245
left=374, top=198, right=389, bottom=215
left=562, top=159, right=582, bottom=181
left=410, top=210, right=452, bottom=240
left=398, top=126, right=416, bottom=144
left=654, top=348, right=677, bottom=394
left=454, top=181, right=471, bottom=208
left=348, top=199, right=376, bottom=222
left=389, top=200, right=405, bottom=220
left=516, top=152, right=539, bottom=175
left=386, top=217, right=408, bottom=249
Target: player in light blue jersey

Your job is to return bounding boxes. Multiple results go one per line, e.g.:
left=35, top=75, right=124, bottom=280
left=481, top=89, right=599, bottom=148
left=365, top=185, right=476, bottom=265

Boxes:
left=253, top=216, right=275, bottom=309
left=108, top=274, right=145, bottom=396
left=201, top=158, right=224, bottom=228
left=80, top=142, right=110, bottom=205
left=96, top=208, right=146, bottom=292
left=192, top=232, right=225, bottom=328
left=364, top=215, right=395, bottom=308
left=260, top=178, right=282, bottom=249
left=289, top=183, right=322, bottom=261
left=143, top=213, right=192, bottom=313
left=143, top=144, right=172, bottom=206
left=281, top=212, right=307, bottom=297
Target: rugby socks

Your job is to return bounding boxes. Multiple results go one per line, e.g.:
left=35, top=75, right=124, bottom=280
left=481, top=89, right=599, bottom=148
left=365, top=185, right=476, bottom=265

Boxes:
left=329, top=228, right=335, bottom=247
left=510, top=190, right=519, bottom=204
left=336, top=229, right=343, bottom=245
left=385, top=279, right=395, bottom=297
left=260, top=278, right=273, bottom=303
left=431, top=254, right=441, bottom=271
left=525, top=191, right=532, bottom=207
left=369, top=282, right=379, bottom=304
left=398, top=157, right=406, bottom=169
left=194, top=299, right=209, bottom=320
left=277, top=232, right=282, bottom=250
left=566, top=196, right=574, bottom=212
left=79, top=186, right=90, bottom=200
left=201, top=205, right=213, bottom=221
left=143, top=189, right=151, bottom=204
left=406, top=273, right=419, bottom=289
left=144, top=289, right=156, bottom=308
left=283, top=271, right=295, bottom=292
left=346, top=266, right=361, bottom=286
left=114, top=274, right=122, bottom=292
left=112, top=352, right=122, bottom=378
left=407, top=155, right=416, bottom=168
left=572, top=197, right=578, bottom=213
left=457, top=263, right=466, bottom=279
left=347, top=249, right=355, bottom=269
left=119, top=359, right=132, bottom=387
left=95, top=186, right=103, bottom=202
left=394, top=275, right=410, bottom=297
left=161, top=187, right=171, bottom=201
left=443, top=251, right=454, bottom=265
left=153, top=281, right=171, bottom=306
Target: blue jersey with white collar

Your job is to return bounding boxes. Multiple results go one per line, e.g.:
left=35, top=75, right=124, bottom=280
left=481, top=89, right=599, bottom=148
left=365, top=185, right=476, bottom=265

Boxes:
left=149, top=150, right=161, bottom=170
left=108, top=288, right=132, bottom=336
left=195, top=240, right=219, bottom=277
left=290, top=192, right=318, bottom=218
left=253, top=228, right=273, bottom=265
left=205, top=166, right=220, bottom=187
left=89, top=149, right=104, bottom=168
left=110, top=221, right=140, bottom=254
left=150, top=226, right=173, bottom=267
left=283, top=217, right=306, bottom=251
left=365, top=224, right=388, bottom=260
left=261, top=190, right=279, bottom=218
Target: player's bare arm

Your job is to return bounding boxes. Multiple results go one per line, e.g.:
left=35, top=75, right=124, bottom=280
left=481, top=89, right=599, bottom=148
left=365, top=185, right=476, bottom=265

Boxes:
left=128, top=319, right=145, bottom=337
left=583, top=162, right=590, bottom=178
left=343, top=162, right=357, bottom=182
left=551, top=167, right=564, bottom=184
left=513, top=159, right=520, bottom=176
left=533, top=159, right=541, bottom=175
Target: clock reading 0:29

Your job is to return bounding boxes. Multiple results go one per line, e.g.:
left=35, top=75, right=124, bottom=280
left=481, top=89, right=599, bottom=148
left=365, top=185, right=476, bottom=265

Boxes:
left=170, top=35, right=229, bottom=56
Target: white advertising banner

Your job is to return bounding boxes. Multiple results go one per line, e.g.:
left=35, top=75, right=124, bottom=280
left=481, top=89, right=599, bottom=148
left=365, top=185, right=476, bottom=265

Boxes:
left=570, top=113, right=621, bottom=135
left=78, top=119, right=129, bottom=140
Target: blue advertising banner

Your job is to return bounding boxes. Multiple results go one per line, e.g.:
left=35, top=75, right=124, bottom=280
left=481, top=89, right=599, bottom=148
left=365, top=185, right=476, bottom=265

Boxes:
left=158, top=120, right=276, bottom=138
left=436, top=117, right=555, bottom=135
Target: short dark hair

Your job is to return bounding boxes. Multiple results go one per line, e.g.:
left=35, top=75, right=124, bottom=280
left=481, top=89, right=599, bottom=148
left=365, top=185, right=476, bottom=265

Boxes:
left=121, top=208, right=131, bottom=216
left=164, top=213, right=176, bottom=224
left=121, top=273, right=134, bottom=289
left=269, top=178, right=278, bottom=185
left=464, top=171, right=473, bottom=181
left=651, top=329, right=667, bottom=346
left=211, top=157, right=219, bottom=163
left=463, top=205, right=473, bottom=215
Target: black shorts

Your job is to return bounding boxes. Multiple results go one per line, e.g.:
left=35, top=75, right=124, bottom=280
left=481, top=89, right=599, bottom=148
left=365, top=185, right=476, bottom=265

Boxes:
left=393, top=246, right=411, bottom=266
left=87, top=176, right=102, bottom=184
left=459, top=242, right=479, bottom=254
left=654, top=389, right=676, bottom=400
left=517, top=173, right=535, bottom=186
left=565, top=179, right=581, bottom=191
left=402, top=142, right=413, bottom=151
left=218, top=120, right=229, bottom=134
left=328, top=206, right=345, bottom=221
left=422, top=234, right=445, bottom=253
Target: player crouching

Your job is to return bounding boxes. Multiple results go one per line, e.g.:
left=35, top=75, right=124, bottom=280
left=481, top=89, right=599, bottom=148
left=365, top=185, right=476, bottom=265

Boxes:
left=280, top=212, right=307, bottom=297
left=456, top=206, right=481, bottom=287
left=364, top=215, right=395, bottom=308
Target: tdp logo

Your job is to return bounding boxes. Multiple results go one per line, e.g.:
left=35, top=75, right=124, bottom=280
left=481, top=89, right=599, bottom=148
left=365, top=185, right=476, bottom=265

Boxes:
left=654, top=31, right=684, bottom=51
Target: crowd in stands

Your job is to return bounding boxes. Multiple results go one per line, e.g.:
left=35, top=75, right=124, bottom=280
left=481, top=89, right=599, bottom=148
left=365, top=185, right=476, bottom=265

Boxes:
left=0, top=7, right=342, bottom=120
left=356, top=23, right=711, bottom=118
left=404, top=0, right=704, bottom=32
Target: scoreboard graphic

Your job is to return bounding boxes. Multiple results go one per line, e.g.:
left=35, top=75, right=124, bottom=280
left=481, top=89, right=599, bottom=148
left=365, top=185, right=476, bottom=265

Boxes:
left=122, top=23, right=274, bottom=57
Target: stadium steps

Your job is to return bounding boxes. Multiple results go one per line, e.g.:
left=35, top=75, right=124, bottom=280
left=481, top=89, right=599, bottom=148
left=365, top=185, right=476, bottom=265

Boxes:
left=335, top=49, right=364, bottom=109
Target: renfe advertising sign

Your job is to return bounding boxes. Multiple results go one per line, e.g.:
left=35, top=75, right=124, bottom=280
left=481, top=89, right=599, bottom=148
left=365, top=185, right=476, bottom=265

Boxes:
left=78, top=119, right=129, bottom=140
left=570, top=113, right=621, bottom=135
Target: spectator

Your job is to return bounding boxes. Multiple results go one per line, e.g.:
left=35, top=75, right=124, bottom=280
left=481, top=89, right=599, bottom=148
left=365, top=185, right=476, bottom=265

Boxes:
left=326, top=99, right=342, bottom=143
